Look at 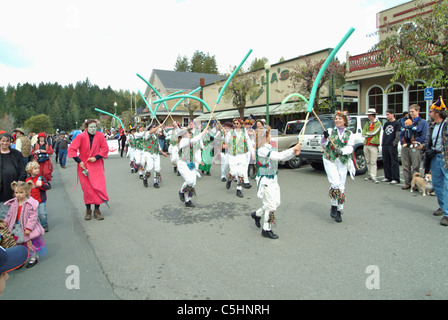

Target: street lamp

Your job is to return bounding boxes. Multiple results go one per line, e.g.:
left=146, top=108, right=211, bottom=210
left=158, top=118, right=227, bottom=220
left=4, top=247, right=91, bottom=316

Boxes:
left=264, top=63, right=271, bottom=126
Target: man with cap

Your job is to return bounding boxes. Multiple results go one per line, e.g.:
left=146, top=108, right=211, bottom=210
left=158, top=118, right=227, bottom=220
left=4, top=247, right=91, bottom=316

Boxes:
left=419, top=97, right=448, bottom=226
left=141, top=123, right=167, bottom=188
left=0, top=245, right=29, bottom=297
left=400, top=104, right=428, bottom=190
left=362, top=108, right=382, bottom=183
left=13, top=128, right=32, bottom=165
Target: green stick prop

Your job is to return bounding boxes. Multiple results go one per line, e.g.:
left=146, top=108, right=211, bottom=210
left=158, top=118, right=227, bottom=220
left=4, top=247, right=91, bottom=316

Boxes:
left=94, top=108, right=125, bottom=130
left=306, top=27, right=355, bottom=113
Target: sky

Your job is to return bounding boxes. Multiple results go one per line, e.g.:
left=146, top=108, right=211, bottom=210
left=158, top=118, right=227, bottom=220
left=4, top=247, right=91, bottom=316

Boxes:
left=0, top=0, right=410, bottom=93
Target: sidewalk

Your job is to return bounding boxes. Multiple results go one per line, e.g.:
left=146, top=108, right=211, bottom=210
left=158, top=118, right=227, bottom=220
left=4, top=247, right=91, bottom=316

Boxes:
left=1, top=161, right=118, bottom=300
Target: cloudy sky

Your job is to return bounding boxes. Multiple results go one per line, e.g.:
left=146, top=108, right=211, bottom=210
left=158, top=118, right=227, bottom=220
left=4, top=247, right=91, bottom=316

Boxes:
left=0, top=0, right=408, bottom=93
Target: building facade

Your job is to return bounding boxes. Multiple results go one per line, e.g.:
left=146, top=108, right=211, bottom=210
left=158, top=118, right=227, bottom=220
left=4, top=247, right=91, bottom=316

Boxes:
left=345, top=0, right=445, bottom=120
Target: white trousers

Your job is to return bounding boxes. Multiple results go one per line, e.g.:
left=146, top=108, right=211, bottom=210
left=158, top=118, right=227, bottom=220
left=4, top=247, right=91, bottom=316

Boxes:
left=220, top=152, right=228, bottom=178
left=228, top=154, right=247, bottom=190
left=128, top=147, right=136, bottom=163
left=143, top=153, right=161, bottom=181
left=255, top=182, right=281, bottom=231
left=168, top=144, right=178, bottom=166
left=323, top=158, right=348, bottom=210
left=178, top=161, right=197, bottom=202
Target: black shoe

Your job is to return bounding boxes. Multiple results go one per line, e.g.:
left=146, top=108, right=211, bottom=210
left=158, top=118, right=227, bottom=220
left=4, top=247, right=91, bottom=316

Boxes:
left=143, top=178, right=148, bottom=188
left=177, top=172, right=181, bottom=176
left=261, top=229, right=279, bottom=239
left=330, top=206, right=338, bottom=218
left=154, top=182, right=160, bottom=189
left=179, top=191, right=185, bottom=202
left=185, top=200, right=195, bottom=208
left=243, top=183, right=252, bottom=189
left=26, top=258, right=38, bottom=268
left=236, top=190, right=243, bottom=198
left=251, top=212, right=261, bottom=228
left=221, top=177, right=226, bottom=182
left=335, top=211, right=343, bottom=223
left=226, top=179, right=231, bottom=189
left=174, top=166, right=177, bottom=173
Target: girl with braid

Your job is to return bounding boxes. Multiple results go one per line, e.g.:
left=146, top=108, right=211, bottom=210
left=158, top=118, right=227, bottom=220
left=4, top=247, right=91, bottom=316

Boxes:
left=250, top=126, right=301, bottom=239
left=320, top=112, right=356, bottom=223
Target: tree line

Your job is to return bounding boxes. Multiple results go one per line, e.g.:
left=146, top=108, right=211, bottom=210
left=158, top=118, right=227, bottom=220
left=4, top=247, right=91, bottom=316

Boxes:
left=0, top=78, right=138, bottom=133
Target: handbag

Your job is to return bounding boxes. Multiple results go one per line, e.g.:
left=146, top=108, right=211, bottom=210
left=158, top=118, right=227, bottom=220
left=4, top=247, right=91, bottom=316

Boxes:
left=0, top=221, right=17, bottom=249
left=37, top=153, right=49, bottom=163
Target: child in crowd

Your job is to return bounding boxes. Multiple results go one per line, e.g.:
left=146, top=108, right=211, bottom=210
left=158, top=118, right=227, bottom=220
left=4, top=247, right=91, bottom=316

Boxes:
left=402, top=118, right=419, bottom=148
left=1, top=181, right=46, bottom=268
left=26, top=161, right=50, bottom=232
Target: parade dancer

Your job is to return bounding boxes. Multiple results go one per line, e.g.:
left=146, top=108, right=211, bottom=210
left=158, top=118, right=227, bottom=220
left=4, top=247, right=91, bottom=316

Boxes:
left=142, top=124, right=167, bottom=188
left=133, top=124, right=145, bottom=179
left=244, top=119, right=255, bottom=184
left=199, top=127, right=214, bottom=176
left=225, top=118, right=254, bottom=198
left=168, top=121, right=181, bottom=175
left=127, top=125, right=137, bottom=173
left=189, top=121, right=204, bottom=173
left=320, top=112, right=356, bottom=223
left=250, top=126, right=301, bottom=239
left=177, top=127, right=206, bottom=208
left=219, top=122, right=233, bottom=182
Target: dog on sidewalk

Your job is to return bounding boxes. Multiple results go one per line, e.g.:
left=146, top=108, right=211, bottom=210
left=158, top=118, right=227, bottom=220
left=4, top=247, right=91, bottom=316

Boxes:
left=410, top=173, right=434, bottom=196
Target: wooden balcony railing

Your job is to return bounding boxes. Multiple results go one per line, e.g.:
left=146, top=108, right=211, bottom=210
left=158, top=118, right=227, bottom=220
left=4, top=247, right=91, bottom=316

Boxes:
left=348, top=44, right=438, bottom=72
left=348, top=51, right=381, bottom=72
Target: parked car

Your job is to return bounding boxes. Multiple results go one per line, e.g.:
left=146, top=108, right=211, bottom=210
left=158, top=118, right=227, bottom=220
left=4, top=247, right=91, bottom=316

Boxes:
left=297, top=114, right=401, bottom=175
left=273, top=120, right=305, bottom=169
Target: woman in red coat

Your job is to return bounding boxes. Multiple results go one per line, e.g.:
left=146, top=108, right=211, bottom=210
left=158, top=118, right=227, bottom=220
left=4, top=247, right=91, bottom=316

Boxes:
left=68, top=120, right=109, bottom=221
left=31, top=133, right=53, bottom=185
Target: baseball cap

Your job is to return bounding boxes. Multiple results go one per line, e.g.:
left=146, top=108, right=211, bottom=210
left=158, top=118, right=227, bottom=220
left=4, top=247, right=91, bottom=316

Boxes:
left=0, top=245, right=29, bottom=274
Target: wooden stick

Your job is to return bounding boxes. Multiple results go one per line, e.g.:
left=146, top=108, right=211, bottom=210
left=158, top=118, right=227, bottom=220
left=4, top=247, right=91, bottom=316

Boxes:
left=312, top=109, right=337, bottom=150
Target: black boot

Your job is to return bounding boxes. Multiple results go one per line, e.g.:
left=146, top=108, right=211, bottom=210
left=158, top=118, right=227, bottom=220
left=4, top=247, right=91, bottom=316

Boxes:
left=236, top=189, right=243, bottom=198
left=179, top=191, right=185, bottom=202
left=335, top=211, right=343, bottom=223
left=185, top=200, right=195, bottom=208
left=251, top=212, right=261, bottom=228
left=154, top=182, right=160, bottom=188
left=226, top=179, right=232, bottom=189
left=143, top=177, right=148, bottom=188
left=174, top=166, right=177, bottom=173
left=330, top=205, right=338, bottom=218
left=261, top=229, right=279, bottom=239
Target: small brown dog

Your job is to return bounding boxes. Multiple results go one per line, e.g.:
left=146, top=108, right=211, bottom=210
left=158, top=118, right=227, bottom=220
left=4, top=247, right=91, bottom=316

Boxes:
left=410, top=173, right=433, bottom=196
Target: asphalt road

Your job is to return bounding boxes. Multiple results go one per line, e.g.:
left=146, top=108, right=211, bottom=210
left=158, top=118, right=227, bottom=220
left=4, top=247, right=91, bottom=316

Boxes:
left=2, top=153, right=447, bottom=300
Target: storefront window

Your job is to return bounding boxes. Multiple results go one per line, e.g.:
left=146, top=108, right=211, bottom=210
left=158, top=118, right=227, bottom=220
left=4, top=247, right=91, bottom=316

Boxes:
left=368, top=87, right=383, bottom=114
left=408, top=81, right=426, bottom=118
left=387, top=84, right=404, bottom=115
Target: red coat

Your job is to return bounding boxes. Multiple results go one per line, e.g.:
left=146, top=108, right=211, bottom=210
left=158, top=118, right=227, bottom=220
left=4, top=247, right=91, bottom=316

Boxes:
left=67, top=131, right=109, bottom=205
left=31, top=142, right=53, bottom=182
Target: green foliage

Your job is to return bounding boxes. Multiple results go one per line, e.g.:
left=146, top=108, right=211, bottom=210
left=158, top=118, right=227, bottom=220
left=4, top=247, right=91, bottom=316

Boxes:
left=24, top=114, right=52, bottom=133
left=222, top=69, right=260, bottom=118
left=0, top=78, right=136, bottom=131
left=174, top=50, right=219, bottom=74
left=371, top=0, right=448, bottom=89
